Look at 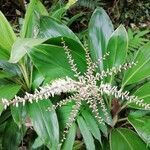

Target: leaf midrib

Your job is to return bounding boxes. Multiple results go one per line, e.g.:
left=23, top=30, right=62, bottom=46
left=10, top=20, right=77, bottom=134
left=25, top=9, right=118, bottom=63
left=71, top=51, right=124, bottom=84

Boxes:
left=123, top=58, right=150, bottom=87
left=117, top=129, right=134, bottom=150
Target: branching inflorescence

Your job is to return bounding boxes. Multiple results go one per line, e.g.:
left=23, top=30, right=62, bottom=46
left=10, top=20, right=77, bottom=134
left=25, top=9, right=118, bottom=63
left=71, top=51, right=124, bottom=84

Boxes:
left=1, top=38, right=150, bottom=143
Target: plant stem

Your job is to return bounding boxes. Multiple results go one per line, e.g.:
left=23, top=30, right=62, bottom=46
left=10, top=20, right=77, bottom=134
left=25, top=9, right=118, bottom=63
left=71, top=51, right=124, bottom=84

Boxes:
left=19, top=62, right=30, bottom=90
left=117, top=117, right=127, bottom=123
left=29, top=63, right=33, bottom=88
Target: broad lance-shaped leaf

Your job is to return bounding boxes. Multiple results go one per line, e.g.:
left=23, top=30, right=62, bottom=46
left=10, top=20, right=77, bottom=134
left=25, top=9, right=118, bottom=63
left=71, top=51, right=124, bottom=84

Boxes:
left=122, top=41, right=150, bottom=86
left=105, top=25, right=128, bottom=83
left=9, top=38, right=45, bottom=63
left=37, top=16, right=81, bottom=44
left=110, top=128, right=147, bottom=150
left=77, top=116, right=95, bottom=150
left=27, top=100, right=59, bottom=150
left=88, top=7, right=114, bottom=69
left=0, top=84, right=21, bottom=115
left=62, top=123, right=76, bottom=150
left=0, top=11, right=16, bottom=51
left=106, top=25, right=128, bottom=69
left=128, top=115, right=150, bottom=146
left=82, top=109, right=101, bottom=143
left=29, top=37, right=87, bottom=81
left=129, top=82, right=150, bottom=110
left=21, top=0, right=48, bottom=38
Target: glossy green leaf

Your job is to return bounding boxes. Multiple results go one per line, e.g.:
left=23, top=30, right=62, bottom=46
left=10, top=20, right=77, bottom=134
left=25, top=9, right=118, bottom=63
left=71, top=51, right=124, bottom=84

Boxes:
left=0, top=71, right=14, bottom=79
left=32, top=69, right=45, bottom=89
left=88, top=7, right=114, bottom=69
left=0, top=84, right=21, bottom=115
left=110, top=128, right=147, bottom=150
left=29, top=38, right=86, bottom=81
left=27, top=100, right=59, bottom=150
left=77, top=116, right=95, bottom=150
left=32, top=136, right=44, bottom=149
left=0, top=47, right=9, bottom=60
left=11, top=105, right=27, bottom=128
left=21, top=0, right=48, bottom=38
left=29, top=44, right=74, bottom=81
left=0, top=11, right=16, bottom=51
left=128, top=115, right=150, bottom=146
left=129, top=82, right=150, bottom=109
left=0, top=61, right=21, bottom=77
left=62, top=123, right=76, bottom=150
left=9, top=38, right=45, bottom=63
left=106, top=25, right=128, bottom=69
left=38, top=16, right=81, bottom=44
left=82, top=109, right=101, bottom=143
left=128, top=110, right=150, bottom=118
left=57, top=103, right=74, bottom=130
left=122, top=42, right=150, bottom=86
left=2, top=118, right=24, bottom=150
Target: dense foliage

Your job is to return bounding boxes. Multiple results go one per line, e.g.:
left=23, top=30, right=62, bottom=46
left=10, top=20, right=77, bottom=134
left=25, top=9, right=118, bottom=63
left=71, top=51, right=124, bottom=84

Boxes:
left=0, top=0, right=150, bottom=149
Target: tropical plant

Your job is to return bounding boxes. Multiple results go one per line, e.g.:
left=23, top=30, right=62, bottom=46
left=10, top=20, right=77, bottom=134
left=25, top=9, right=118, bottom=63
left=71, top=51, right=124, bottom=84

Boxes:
left=0, top=0, right=150, bottom=150
left=128, top=28, right=150, bottom=52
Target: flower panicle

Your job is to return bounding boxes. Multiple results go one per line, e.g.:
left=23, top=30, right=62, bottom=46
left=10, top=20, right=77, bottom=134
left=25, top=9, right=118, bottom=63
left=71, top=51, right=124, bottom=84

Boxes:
left=96, top=61, right=138, bottom=80
left=1, top=77, right=78, bottom=109
left=61, top=38, right=81, bottom=78
left=100, top=83, right=150, bottom=110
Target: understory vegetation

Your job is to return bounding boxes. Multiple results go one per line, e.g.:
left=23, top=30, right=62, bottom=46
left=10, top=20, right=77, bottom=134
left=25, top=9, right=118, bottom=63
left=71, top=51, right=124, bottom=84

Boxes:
left=0, top=0, right=150, bottom=150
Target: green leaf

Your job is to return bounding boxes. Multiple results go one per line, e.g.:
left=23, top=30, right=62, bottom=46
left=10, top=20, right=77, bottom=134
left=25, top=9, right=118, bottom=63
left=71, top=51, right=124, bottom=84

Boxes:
left=32, top=136, right=44, bottom=149
left=82, top=109, right=101, bottom=143
left=110, top=128, right=147, bottom=150
left=0, top=11, right=16, bottom=51
left=38, top=16, right=81, bottom=44
left=106, top=25, right=128, bottom=69
left=129, top=110, right=150, bottom=118
left=2, top=118, right=24, bottom=150
left=0, top=71, right=14, bottom=79
left=129, top=82, right=150, bottom=110
left=0, top=84, right=21, bottom=115
left=77, top=116, right=95, bottom=150
left=29, top=38, right=86, bottom=81
left=128, top=115, right=150, bottom=146
left=0, top=60, right=21, bottom=77
left=27, top=100, right=59, bottom=150
left=62, top=123, right=76, bottom=150
left=32, top=69, right=45, bottom=89
left=122, top=42, right=150, bottom=86
left=9, top=38, right=45, bottom=63
left=57, top=103, right=74, bottom=130
left=88, top=7, right=114, bottom=69
left=0, top=47, right=9, bottom=60
left=11, top=105, right=27, bottom=128
left=21, top=0, right=48, bottom=38
left=51, top=7, right=67, bottom=21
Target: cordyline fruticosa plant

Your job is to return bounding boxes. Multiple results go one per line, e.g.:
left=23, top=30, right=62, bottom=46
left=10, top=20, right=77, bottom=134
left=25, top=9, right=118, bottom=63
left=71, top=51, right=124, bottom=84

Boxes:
left=0, top=0, right=150, bottom=149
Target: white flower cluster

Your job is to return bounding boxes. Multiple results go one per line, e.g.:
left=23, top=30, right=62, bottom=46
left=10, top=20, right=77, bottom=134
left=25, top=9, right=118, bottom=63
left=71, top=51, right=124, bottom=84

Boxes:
left=95, top=61, right=138, bottom=80
left=1, top=77, right=78, bottom=109
left=100, top=83, right=150, bottom=110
